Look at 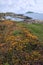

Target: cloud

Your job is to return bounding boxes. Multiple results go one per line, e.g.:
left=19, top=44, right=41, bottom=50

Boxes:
left=0, top=0, right=43, bottom=13
left=0, top=0, right=12, bottom=5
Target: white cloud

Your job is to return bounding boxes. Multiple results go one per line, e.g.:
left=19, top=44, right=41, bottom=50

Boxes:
left=0, top=0, right=43, bottom=13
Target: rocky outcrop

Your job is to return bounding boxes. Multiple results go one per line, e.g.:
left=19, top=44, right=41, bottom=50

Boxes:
left=0, top=12, right=43, bottom=23
left=0, top=12, right=32, bottom=19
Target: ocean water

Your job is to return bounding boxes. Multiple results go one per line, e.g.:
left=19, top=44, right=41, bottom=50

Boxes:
left=24, top=13, right=43, bottom=20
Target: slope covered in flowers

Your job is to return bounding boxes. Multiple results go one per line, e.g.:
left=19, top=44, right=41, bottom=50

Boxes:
left=0, top=20, right=43, bottom=65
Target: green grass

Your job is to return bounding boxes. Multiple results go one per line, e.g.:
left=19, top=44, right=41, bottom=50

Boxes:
left=16, top=22, right=43, bottom=41
left=4, top=62, right=9, bottom=65
left=13, top=30, right=22, bottom=36
left=25, top=24, right=43, bottom=41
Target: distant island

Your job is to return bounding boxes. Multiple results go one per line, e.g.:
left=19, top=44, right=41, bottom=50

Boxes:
left=26, top=11, right=34, bottom=13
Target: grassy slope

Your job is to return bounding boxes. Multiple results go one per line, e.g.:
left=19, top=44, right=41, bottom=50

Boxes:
left=16, top=22, right=43, bottom=41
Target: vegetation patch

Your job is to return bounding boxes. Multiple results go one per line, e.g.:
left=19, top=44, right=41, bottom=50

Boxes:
left=13, top=30, right=22, bottom=36
left=0, top=20, right=43, bottom=65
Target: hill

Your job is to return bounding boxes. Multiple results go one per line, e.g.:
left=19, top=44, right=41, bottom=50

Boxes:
left=0, top=20, right=43, bottom=65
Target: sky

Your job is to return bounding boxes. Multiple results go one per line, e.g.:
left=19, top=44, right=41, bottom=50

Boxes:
left=0, top=0, right=43, bottom=14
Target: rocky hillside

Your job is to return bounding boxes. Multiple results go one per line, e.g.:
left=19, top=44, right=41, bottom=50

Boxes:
left=0, top=13, right=32, bottom=20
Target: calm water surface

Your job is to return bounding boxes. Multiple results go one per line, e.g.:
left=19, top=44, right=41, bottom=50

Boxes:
left=24, top=13, right=43, bottom=20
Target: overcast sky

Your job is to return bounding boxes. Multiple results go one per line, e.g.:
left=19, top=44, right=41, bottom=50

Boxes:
left=0, top=0, right=43, bottom=14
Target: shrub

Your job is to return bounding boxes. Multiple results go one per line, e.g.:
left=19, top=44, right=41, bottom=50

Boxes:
left=4, top=62, right=9, bottom=65
left=13, top=30, right=22, bottom=36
